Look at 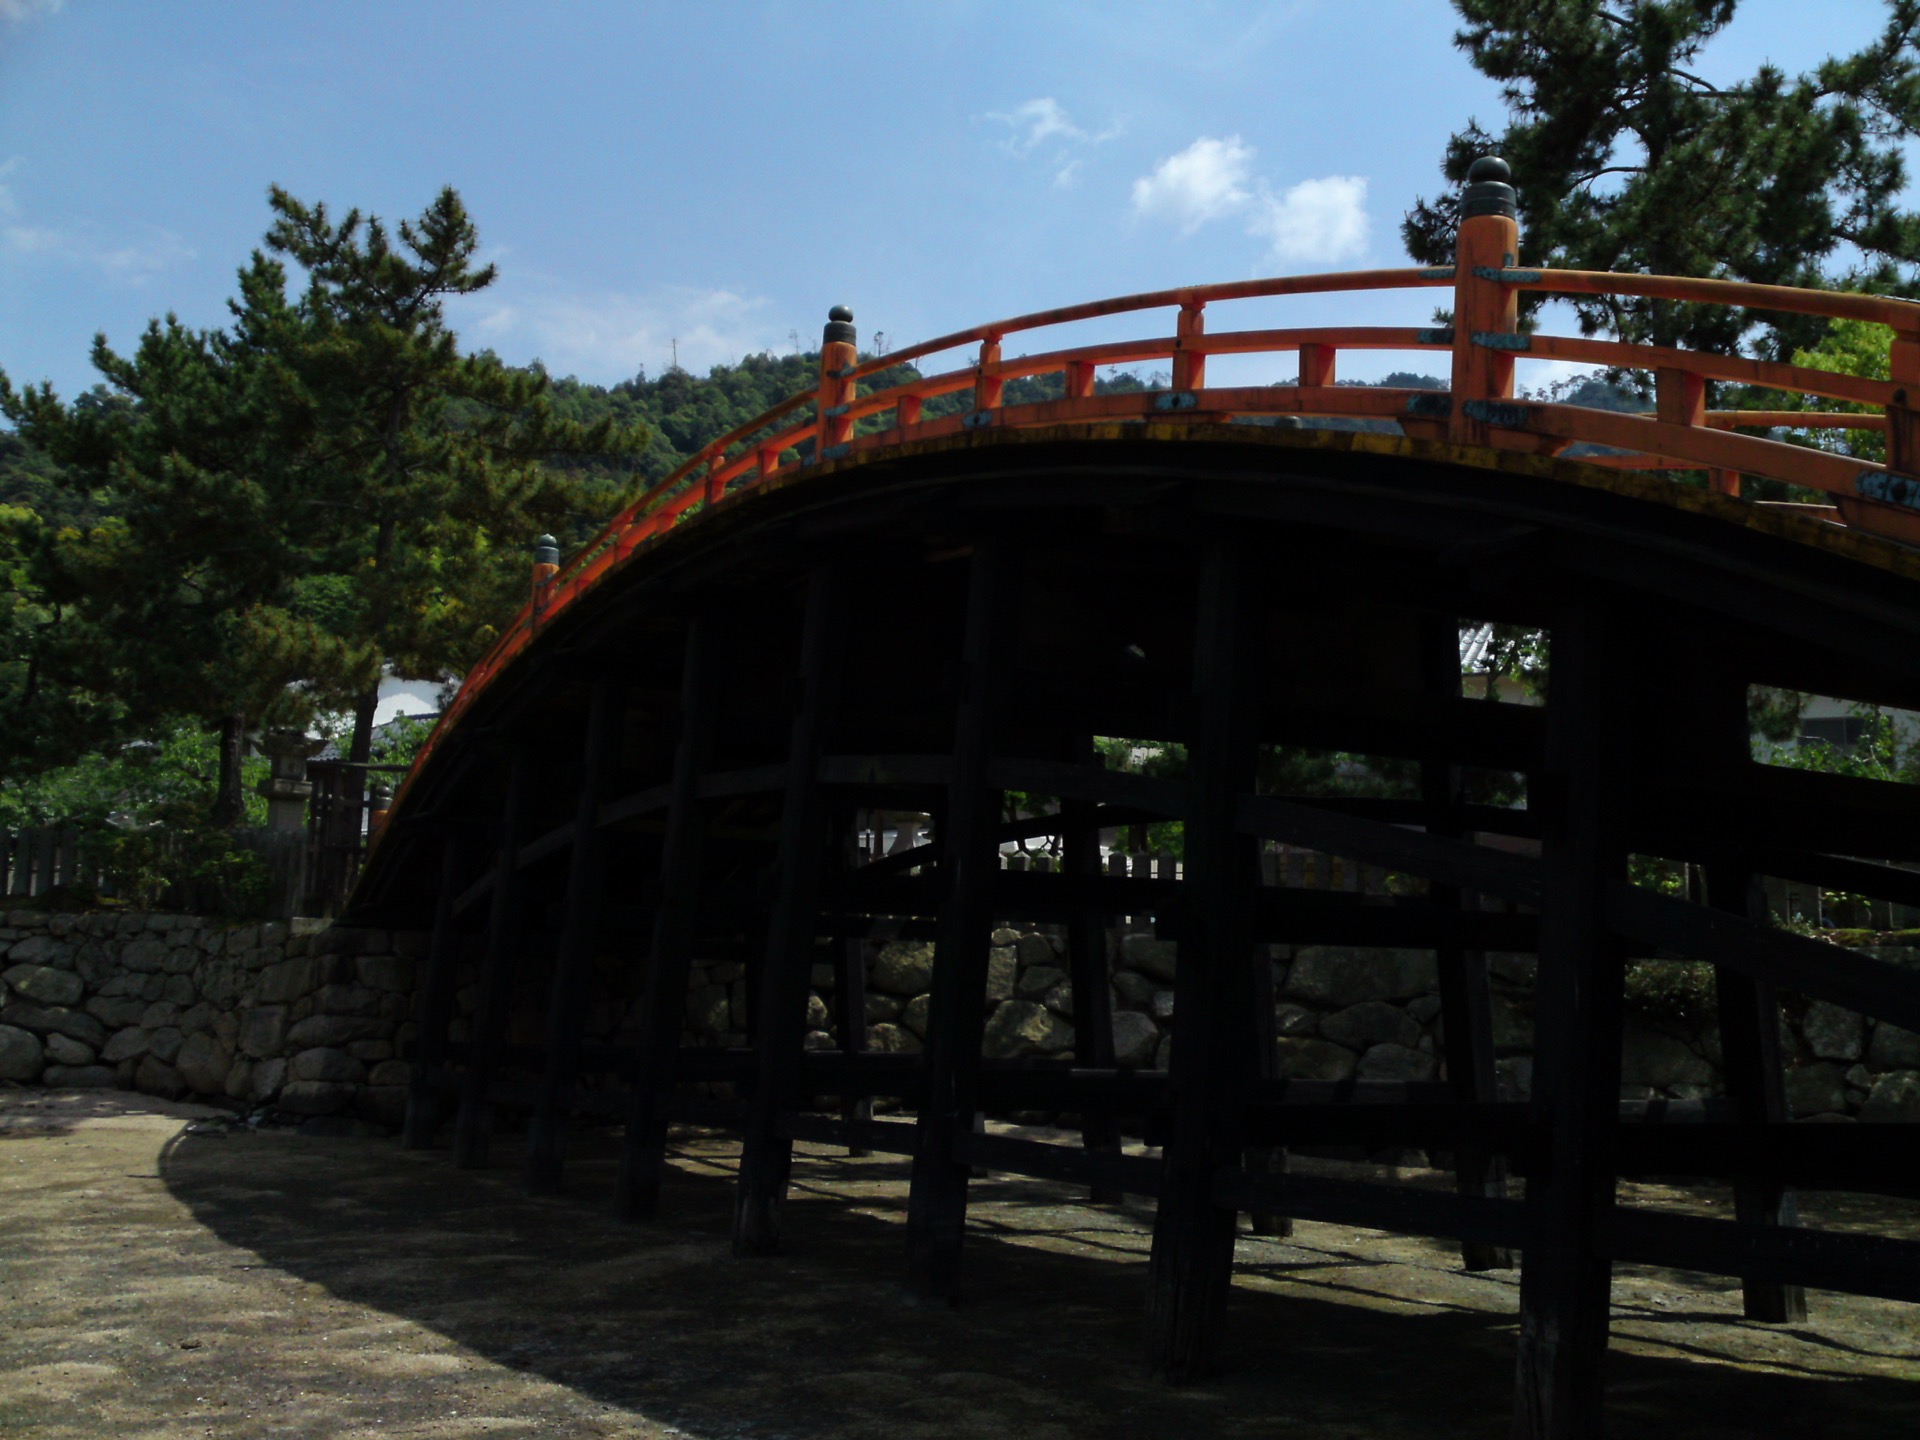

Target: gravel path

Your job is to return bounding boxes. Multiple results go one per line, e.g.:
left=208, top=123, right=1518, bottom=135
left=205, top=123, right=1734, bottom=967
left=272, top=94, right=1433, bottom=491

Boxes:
left=3, top=1088, right=1917, bottom=1438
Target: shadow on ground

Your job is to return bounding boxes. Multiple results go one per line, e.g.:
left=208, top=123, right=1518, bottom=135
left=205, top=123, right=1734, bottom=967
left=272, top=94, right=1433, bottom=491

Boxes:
left=148, top=1123, right=1920, bottom=1440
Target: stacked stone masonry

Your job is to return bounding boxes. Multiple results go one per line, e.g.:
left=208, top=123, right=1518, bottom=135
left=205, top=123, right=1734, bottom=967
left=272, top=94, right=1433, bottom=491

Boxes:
left=0, top=910, right=422, bottom=1128
left=6, top=908, right=1920, bottom=1127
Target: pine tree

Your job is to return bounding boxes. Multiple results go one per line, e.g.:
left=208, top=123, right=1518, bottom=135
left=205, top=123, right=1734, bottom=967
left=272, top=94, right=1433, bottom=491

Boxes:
left=0, top=186, right=650, bottom=820
left=256, top=186, right=649, bottom=764
left=1403, top=1, right=1920, bottom=358
left=1, top=312, right=376, bottom=821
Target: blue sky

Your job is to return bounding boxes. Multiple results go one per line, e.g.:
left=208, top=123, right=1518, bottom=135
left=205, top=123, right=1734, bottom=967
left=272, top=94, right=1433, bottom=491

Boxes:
left=0, top=0, right=1907, bottom=403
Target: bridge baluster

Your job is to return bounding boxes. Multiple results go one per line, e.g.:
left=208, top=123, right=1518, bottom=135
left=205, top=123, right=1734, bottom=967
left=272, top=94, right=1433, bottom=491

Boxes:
left=1887, top=329, right=1920, bottom=478
left=817, top=305, right=857, bottom=458
left=1172, top=301, right=1206, bottom=394
left=530, top=532, right=559, bottom=607
left=1450, top=157, right=1520, bottom=448
left=974, top=336, right=1004, bottom=415
left=1298, top=340, right=1336, bottom=389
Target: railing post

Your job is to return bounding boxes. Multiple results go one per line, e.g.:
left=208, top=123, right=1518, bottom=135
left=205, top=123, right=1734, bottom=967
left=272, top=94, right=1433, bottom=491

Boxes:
left=1886, top=329, right=1920, bottom=476
left=974, top=336, right=1004, bottom=414
left=1657, top=367, right=1739, bottom=495
left=1172, top=301, right=1207, bottom=394
left=1298, top=341, right=1336, bottom=389
left=530, top=533, right=560, bottom=605
left=817, top=305, right=857, bottom=459
left=1450, top=156, right=1520, bottom=446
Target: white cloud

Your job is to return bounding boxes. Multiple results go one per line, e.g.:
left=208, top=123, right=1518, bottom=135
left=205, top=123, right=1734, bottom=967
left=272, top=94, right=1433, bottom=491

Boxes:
left=0, top=160, right=196, bottom=283
left=1052, top=159, right=1082, bottom=190
left=1130, top=135, right=1255, bottom=235
left=99, top=230, right=199, bottom=281
left=1130, top=136, right=1371, bottom=266
left=453, top=283, right=784, bottom=381
left=0, top=0, right=65, bottom=20
left=1250, top=174, right=1369, bottom=264
left=985, top=97, right=1120, bottom=158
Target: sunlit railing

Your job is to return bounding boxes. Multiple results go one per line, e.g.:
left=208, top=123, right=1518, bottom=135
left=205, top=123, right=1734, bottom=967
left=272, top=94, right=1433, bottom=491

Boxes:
left=396, top=159, right=1920, bottom=803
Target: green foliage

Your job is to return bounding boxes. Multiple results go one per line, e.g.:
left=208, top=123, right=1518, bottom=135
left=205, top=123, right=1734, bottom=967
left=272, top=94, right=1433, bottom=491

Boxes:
left=1406, top=0, right=1920, bottom=358
left=367, top=714, right=435, bottom=769
left=1747, top=685, right=1808, bottom=745
left=257, top=187, right=649, bottom=758
left=0, top=717, right=273, bottom=914
left=1772, top=705, right=1920, bottom=784
left=0, top=185, right=651, bottom=802
left=1623, top=957, right=1718, bottom=1026
left=0, top=717, right=267, bottom=831
left=1788, top=316, right=1891, bottom=463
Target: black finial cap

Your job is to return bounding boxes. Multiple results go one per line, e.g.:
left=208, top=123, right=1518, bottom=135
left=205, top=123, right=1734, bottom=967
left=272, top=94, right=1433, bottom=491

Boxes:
left=824, top=305, right=856, bottom=346
left=1462, top=155, right=1517, bottom=220
left=534, top=533, right=559, bottom=566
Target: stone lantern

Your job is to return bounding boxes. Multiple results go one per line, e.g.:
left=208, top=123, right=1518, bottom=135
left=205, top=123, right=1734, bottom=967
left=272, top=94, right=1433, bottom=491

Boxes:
left=255, top=729, right=327, bottom=833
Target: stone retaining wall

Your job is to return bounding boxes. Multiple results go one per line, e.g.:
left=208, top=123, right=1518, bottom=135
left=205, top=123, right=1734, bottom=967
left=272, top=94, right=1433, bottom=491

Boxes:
left=8, top=909, right=1920, bottom=1129
left=0, top=910, right=422, bottom=1128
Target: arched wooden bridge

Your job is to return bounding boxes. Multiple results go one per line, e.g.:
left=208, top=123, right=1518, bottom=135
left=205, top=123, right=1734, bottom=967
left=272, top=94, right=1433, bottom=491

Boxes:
left=347, top=161, right=1920, bottom=1438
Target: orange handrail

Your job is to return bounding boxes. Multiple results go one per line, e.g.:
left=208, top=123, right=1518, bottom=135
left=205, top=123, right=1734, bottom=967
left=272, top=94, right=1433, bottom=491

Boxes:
left=384, top=158, right=1920, bottom=819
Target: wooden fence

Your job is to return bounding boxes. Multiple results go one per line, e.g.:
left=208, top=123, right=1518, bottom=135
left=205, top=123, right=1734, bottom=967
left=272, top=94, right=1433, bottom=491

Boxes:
left=2, top=825, right=307, bottom=917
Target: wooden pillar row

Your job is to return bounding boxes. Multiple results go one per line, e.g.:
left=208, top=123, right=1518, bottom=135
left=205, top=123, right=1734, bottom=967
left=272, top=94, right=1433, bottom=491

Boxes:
left=1145, top=540, right=1262, bottom=1382
left=1063, top=736, right=1122, bottom=1202
left=1423, top=613, right=1513, bottom=1271
left=452, top=750, right=535, bottom=1169
left=904, top=540, right=1019, bottom=1302
left=402, top=837, right=471, bottom=1150
left=833, top=804, right=874, bottom=1156
left=1698, top=670, right=1807, bottom=1324
left=1512, top=608, right=1631, bottom=1440
left=734, top=565, right=853, bottom=1255
left=525, top=675, right=625, bottom=1194
left=617, top=615, right=720, bottom=1220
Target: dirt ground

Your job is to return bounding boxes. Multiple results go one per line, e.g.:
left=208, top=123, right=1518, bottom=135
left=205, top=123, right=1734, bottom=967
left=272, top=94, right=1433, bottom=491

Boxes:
left=2, top=1089, right=1917, bottom=1439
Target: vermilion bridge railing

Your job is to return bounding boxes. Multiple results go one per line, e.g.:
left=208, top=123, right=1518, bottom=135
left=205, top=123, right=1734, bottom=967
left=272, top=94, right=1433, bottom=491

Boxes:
left=396, top=159, right=1920, bottom=802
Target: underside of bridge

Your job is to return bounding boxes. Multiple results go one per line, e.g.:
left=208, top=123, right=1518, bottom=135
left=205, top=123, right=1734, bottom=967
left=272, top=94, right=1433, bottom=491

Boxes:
left=348, top=424, right=1920, bottom=1436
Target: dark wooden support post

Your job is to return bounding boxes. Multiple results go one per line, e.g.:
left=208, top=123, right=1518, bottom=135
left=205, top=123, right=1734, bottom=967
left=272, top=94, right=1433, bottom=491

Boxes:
left=403, top=838, right=469, bottom=1149
left=733, top=565, right=851, bottom=1255
left=1709, top=862, right=1808, bottom=1322
left=1145, top=541, right=1261, bottom=1382
left=1699, top=668, right=1807, bottom=1323
left=1423, top=614, right=1512, bottom=1271
left=1245, top=931, right=1292, bottom=1238
left=1513, top=609, right=1630, bottom=1440
left=617, top=617, right=718, bottom=1221
left=904, top=540, right=1017, bottom=1302
left=453, top=752, right=533, bottom=1169
left=525, top=676, right=624, bottom=1194
left=1064, top=738, right=1122, bottom=1202
left=834, top=805, right=873, bottom=1157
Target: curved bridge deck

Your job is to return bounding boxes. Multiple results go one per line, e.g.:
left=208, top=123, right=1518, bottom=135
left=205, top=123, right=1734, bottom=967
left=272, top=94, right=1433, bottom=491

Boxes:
left=351, top=169, right=1920, bottom=1438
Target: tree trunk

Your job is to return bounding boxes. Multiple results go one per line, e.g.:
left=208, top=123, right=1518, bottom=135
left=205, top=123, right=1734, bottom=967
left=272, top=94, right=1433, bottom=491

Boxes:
left=348, top=687, right=379, bottom=766
left=210, top=711, right=248, bottom=829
